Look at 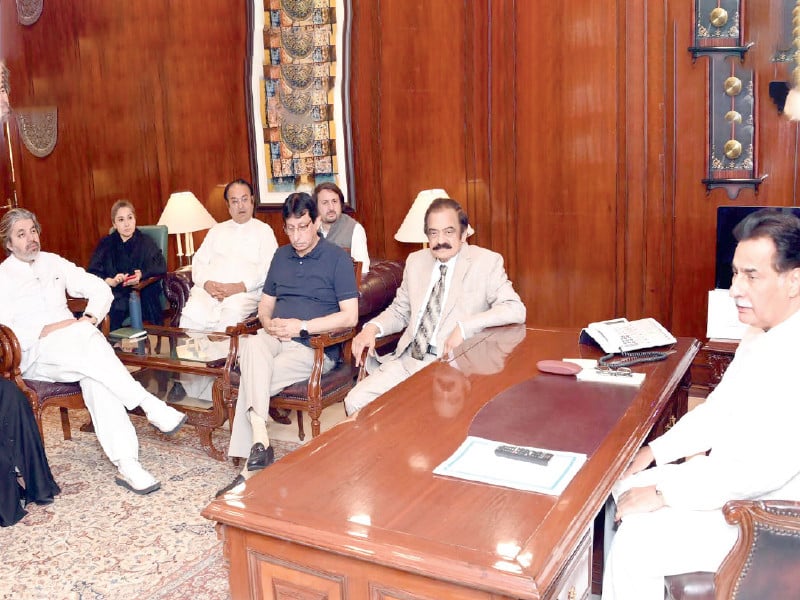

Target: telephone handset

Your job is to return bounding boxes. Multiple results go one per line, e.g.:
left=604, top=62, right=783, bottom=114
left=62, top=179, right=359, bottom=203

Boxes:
left=582, top=317, right=676, bottom=354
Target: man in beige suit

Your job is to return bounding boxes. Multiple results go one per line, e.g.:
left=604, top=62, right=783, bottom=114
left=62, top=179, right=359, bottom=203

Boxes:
left=344, top=198, right=526, bottom=414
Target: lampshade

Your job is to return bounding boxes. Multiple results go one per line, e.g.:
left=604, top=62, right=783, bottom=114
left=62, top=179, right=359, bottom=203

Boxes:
left=394, top=189, right=475, bottom=244
left=157, top=191, right=217, bottom=234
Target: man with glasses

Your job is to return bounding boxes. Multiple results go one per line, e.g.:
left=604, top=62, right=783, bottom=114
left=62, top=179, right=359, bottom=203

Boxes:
left=178, top=179, right=278, bottom=332
left=216, top=192, right=359, bottom=497
left=343, top=197, right=526, bottom=415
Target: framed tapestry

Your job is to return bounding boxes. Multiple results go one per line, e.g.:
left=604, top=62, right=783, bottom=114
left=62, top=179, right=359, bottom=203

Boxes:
left=246, top=0, right=355, bottom=208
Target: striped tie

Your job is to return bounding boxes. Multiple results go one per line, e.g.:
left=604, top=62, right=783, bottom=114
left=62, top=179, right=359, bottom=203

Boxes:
left=411, top=264, right=447, bottom=360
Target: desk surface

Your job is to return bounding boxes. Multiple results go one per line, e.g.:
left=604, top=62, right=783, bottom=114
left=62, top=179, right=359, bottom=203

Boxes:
left=203, top=326, right=699, bottom=599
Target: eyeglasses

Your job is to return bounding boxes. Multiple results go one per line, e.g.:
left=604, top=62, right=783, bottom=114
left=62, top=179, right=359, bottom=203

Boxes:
left=425, top=227, right=459, bottom=240
left=284, top=220, right=313, bottom=235
left=228, top=195, right=251, bottom=206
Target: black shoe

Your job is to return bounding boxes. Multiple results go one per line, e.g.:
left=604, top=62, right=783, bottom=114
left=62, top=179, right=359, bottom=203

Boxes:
left=246, top=443, right=275, bottom=471
left=215, top=474, right=246, bottom=498
left=168, top=382, right=186, bottom=402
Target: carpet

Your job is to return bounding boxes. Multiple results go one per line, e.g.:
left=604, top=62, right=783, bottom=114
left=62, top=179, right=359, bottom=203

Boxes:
left=1, top=409, right=298, bottom=600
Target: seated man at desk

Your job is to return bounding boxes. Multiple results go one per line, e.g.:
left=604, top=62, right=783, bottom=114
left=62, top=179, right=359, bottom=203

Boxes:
left=603, top=209, right=800, bottom=600
left=0, top=208, right=186, bottom=495
left=344, top=197, right=526, bottom=415
left=178, top=178, right=278, bottom=332
left=313, top=182, right=370, bottom=274
left=216, top=192, right=358, bottom=497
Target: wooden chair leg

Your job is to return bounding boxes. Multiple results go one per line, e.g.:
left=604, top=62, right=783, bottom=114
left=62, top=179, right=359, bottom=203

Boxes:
left=296, top=410, right=305, bottom=441
left=59, top=406, right=72, bottom=440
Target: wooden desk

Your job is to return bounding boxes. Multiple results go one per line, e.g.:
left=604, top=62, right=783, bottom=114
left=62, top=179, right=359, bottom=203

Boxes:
left=203, top=326, right=699, bottom=600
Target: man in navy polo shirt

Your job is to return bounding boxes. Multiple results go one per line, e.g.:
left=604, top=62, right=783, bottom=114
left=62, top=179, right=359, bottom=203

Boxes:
left=217, top=192, right=359, bottom=497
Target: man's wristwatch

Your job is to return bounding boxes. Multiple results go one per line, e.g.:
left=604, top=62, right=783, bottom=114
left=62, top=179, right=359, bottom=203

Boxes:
left=83, top=313, right=98, bottom=325
left=299, top=321, right=310, bottom=338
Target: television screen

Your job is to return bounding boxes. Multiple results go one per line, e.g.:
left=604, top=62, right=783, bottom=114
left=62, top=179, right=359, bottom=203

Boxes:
left=715, top=206, right=800, bottom=289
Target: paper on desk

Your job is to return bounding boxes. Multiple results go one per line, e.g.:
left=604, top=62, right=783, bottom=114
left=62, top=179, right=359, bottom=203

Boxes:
left=565, top=358, right=645, bottom=387
left=433, top=436, right=587, bottom=496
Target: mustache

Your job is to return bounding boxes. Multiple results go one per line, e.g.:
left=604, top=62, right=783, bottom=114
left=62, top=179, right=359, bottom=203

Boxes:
left=432, top=243, right=452, bottom=251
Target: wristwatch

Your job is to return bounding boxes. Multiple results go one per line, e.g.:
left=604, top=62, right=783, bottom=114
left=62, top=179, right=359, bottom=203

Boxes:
left=83, top=313, right=98, bottom=326
left=299, top=321, right=310, bottom=338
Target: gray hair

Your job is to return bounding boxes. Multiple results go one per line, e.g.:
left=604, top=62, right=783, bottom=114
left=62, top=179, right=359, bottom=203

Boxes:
left=0, top=208, right=41, bottom=255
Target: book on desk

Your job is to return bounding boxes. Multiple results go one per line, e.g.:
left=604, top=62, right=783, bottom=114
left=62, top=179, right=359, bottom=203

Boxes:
left=109, top=326, right=147, bottom=339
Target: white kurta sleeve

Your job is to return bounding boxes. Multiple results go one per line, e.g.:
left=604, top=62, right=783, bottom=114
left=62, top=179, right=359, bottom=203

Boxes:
left=350, top=222, right=370, bottom=274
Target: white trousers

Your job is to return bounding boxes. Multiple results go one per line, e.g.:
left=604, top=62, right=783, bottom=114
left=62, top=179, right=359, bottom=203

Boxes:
left=23, top=321, right=153, bottom=464
left=601, top=466, right=739, bottom=600
left=179, top=287, right=258, bottom=332
left=343, top=350, right=437, bottom=415
left=228, top=330, right=333, bottom=458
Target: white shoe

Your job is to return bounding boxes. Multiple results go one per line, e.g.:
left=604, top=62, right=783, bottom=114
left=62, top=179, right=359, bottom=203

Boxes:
left=115, top=459, right=160, bottom=495
left=146, top=402, right=187, bottom=435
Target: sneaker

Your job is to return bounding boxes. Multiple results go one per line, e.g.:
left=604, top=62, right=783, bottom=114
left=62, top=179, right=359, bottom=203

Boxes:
left=146, top=402, right=188, bottom=435
left=115, top=459, right=160, bottom=495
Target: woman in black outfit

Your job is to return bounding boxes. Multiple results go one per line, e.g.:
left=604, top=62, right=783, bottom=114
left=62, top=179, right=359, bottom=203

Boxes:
left=88, top=200, right=166, bottom=330
left=0, top=379, right=60, bottom=526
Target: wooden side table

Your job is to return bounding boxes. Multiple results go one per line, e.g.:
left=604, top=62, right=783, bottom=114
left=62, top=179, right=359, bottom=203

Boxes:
left=690, top=339, right=737, bottom=397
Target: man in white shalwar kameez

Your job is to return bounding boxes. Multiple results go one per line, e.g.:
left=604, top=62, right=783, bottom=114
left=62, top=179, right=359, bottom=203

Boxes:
left=178, top=179, right=278, bottom=332
left=602, top=209, right=800, bottom=599
left=0, top=208, right=187, bottom=495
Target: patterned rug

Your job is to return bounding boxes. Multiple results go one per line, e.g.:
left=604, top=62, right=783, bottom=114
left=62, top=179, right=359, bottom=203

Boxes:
left=1, top=409, right=298, bottom=600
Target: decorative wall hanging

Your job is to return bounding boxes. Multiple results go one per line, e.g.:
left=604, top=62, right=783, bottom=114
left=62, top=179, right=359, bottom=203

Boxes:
left=689, top=0, right=766, bottom=199
left=15, top=107, right=57, bottom=158
left=246, top=0, right=355, bottom=208
left=16, top=0, right=43, bottom=26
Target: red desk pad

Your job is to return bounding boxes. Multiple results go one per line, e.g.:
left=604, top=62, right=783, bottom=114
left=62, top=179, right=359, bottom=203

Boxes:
left=468, top=374, right=639, bottom=456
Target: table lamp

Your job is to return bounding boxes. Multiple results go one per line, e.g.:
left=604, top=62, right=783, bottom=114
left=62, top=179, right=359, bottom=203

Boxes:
left=157, top=191, right=217, bottom=265
left=394, top=189, right=475, bottom=247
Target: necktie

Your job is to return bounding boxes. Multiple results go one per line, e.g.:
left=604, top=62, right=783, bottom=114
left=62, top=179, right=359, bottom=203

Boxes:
left=411, top=264, right=447, bottom=360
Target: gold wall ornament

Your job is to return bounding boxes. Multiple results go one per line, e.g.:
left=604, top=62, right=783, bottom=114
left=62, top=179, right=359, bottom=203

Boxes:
left=723, top=139, right=743, bottom=159
left=724, top=110, right=743, bottom=123
left=710, top=7, right=729, bottom=28
left=15, top=0, right=43, bottom=26
left=724, top=76, right=743, bottom=95
left=15, top=107, right=57, bottom=158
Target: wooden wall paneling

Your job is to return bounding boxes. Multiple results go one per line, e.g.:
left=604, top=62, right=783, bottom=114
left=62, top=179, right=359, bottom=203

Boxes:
left=486, top=0, right=518, bottom=280
left=349, top=0, right=386, bottom=259
left=373, top=0, right=470, bottom=262
left=621, top=0, right=674, bottom=326
left=514, top=0, right=622, bottom=327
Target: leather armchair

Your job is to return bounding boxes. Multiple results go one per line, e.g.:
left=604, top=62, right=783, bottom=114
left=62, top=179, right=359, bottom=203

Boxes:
left=665, top=499, right=800, bottom=600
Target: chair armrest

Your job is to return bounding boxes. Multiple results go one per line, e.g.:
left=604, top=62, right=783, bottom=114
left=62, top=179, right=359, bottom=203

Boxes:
left=0, top=323, right=23, bottom=378
left=225, top=315, right=261, bottom=337
left=163, top=268, right=193, bottom=327
left=308, top=328, right=356, bottom=348
left=716, top=499, right=800, bottom=599
left=131, top=274, right=163, bottom=292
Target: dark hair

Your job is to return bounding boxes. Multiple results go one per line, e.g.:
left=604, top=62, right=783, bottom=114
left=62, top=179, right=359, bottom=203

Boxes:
left=223, top=178, right=254, bottom=202
left=733, top=208, right=800, bottom=272
left=282, top=192, right=318, bottom=222
left=0, top=207, right=41, bottom=255
left=312, top=182, right=345, bottom=205
left=110, top=199, right=135, bottom=222
left=424, top=198, right=469, bottom=235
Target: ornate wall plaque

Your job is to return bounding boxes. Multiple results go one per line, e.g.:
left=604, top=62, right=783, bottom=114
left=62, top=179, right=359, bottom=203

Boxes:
left=15, top=107, right=57, bottom=158
left=15, top=0, right=43, bottom=26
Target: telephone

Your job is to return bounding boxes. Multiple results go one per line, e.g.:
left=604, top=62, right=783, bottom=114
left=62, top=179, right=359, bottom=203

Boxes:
left=582, top=317, right=676, bottom=354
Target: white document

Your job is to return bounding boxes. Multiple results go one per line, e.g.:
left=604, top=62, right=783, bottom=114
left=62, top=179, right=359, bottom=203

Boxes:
left=433, top=436, right=587, bottom=496
left=568, top=358, right=645, bottom=387
left=706, top=289, right=747, bottom=340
